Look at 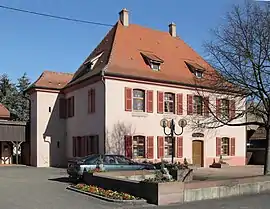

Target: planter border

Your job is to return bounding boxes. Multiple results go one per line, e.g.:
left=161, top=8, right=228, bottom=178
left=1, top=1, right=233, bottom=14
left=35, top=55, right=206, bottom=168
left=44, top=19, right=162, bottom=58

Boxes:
left=66, top=185, right=147, bottom=204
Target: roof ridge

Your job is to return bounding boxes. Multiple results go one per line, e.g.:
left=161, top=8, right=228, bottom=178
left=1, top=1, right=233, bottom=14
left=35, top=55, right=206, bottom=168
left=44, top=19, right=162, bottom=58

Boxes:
left=104, top=21, right=121, bottom=72
left=43, top=70, right=74, bottom=76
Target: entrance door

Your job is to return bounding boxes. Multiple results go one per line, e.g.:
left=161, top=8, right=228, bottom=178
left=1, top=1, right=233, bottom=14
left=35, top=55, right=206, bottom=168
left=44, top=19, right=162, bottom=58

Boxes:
left=192, top=140, right=204, bottom=167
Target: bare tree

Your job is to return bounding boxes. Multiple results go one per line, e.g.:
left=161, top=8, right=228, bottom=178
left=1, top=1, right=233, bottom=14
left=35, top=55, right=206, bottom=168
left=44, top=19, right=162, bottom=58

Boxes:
left=106, top=121, right=135, bottom=155
left=196, top=1, right=270, bottom=174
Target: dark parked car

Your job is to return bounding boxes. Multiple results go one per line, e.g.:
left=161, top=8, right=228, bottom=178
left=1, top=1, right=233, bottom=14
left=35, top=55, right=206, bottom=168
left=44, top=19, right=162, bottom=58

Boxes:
left=67, top=154, right=155, bottom=179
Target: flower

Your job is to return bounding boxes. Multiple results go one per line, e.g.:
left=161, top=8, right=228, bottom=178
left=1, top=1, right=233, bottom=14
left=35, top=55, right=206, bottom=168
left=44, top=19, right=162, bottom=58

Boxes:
left=74, top=184, right=139, bottom=200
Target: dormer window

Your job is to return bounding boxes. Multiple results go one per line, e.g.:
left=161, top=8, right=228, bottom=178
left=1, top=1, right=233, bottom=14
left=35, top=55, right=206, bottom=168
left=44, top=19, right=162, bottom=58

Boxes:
left=185, top=61, right=205, bottom=79
left=141, top=52, right=163, bottom=71
left=84, top=52, right=104, bottom=71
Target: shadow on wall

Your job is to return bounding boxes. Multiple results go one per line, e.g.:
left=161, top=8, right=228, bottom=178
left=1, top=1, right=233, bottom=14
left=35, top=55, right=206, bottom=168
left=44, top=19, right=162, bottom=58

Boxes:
left=106, top=121, right=135, bottom=155
left=43, top=94, right=66, bottom=168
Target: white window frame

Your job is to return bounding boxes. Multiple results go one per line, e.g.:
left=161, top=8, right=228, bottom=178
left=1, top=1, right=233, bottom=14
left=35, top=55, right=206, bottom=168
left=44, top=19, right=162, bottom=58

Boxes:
left=132, top=135, right=145, bottom=158
left=132, top=89, right=145, bottom=112
left=221, top=137, right=230, bottom=156
left=195, top=70, right=203, bottom=78
left=84, top=52, right=104, bottom=70
left=164, top=137, right=174, bottom=158
left=221, top=99, right=230, bottom=118
left=193, top=95, right=203, bottom=115
left=150, top=62, right=160, bottom=71
left=164, top=92, right=175, bottom=113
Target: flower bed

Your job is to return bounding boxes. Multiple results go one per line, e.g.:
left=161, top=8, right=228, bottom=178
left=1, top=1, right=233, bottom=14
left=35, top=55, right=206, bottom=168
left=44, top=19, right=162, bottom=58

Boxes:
left=88, top=168, right=106, bottom=173
left=74, top=183, right=140, bottom=200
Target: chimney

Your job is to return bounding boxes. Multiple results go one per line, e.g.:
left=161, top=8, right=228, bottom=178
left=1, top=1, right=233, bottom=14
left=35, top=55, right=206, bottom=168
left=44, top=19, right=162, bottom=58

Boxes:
left=169, top=22, right=176, bottom=37
left=119, top=8, right=129, bottom=27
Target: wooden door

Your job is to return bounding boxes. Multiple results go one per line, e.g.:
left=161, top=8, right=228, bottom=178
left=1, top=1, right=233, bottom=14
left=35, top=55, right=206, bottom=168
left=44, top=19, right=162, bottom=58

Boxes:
left=192, top=140, right=204, bottom=167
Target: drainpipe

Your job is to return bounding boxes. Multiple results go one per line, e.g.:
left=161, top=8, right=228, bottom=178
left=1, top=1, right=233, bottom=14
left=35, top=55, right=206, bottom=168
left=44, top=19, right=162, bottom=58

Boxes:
left=101, top=70, right=106, bottom=155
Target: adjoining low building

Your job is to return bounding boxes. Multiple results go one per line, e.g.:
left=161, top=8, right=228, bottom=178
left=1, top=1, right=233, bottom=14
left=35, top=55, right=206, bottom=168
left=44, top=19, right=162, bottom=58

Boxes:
left=26, top=9, right=246, bottom=168
left=0, top=104, right=27, bottom=164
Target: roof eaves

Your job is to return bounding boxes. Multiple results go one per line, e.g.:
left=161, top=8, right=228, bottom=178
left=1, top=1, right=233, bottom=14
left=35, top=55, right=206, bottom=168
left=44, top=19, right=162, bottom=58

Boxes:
left=63, top=70, right=102, bottom=90
left=24, top=85, right=62, bottom=94
left=104, top=71, right=241, bottom=94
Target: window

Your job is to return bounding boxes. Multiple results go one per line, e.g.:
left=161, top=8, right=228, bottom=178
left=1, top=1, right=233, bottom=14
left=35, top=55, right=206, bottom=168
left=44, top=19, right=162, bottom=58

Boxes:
left=194, top=96, right=203, bottom=115
left=221, top=137, right=229, bottom=155
left=195, top=70, right=203, bottom=78
left=133, top=136, right=145, bottom=158
left=84, top=52, right=104, bottom=71
left=164, top=137, right=173, bottom=157
left=67, top=96, right=74, bottom=118
left=151, top=62, right=160, bottom=71
left=140, top=52, right=163, bottom=71
left=115, top=156, right=132, bottom=165
left=103, top=156, right=116, bottom=164
left=72, top=135, right=99, bottom=157
left=164, top=93, right=175, bottom=113
left=133, top=89, right=145, bottom=111
left=221, top=99, right=229, bottom=118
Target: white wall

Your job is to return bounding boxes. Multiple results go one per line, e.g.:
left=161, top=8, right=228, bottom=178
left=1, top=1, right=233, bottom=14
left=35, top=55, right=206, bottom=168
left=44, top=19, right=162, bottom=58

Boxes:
left=31, top=91, right=66, bottom=167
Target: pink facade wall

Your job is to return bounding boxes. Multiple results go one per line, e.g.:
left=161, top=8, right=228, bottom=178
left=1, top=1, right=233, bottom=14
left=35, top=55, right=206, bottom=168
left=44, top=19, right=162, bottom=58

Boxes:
left=31, top=76, right=246, bottom=168
left=65, top=81, right=105, bottom=159
left=105, top=78, right=246, bottom=167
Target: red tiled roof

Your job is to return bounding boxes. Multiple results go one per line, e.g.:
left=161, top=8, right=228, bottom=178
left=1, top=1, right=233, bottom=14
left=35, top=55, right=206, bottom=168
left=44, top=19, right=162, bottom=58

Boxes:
left=30, top=71, right=73, bottom=90
left=0, top=104, right=10, bottom=118
left=30, top=19, right=219, bottom=90
left=104, top=22, right=216, bottom=85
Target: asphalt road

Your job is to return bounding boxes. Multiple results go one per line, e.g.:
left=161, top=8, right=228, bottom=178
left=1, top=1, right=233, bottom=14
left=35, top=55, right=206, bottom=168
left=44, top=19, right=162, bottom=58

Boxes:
left=0, top=166, right=269, bottom=209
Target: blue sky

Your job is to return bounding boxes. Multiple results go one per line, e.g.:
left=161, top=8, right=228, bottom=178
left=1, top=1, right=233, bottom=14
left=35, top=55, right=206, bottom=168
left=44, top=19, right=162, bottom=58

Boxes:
left=0, top=0, right=246, bottom=83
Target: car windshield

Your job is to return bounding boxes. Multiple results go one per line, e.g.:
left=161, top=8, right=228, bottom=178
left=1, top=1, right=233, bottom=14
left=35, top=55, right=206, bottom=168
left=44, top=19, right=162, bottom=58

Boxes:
left=114, top=156, right=132, bottom=164
left=81, top=154, right=99, bottom=162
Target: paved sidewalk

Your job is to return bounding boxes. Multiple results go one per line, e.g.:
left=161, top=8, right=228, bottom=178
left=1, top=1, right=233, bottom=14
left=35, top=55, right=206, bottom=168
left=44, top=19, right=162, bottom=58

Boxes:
left=121, top=192, right=270, bottom=209
left=0, top=165, right=267, bottom=209
left=193, top=165, right=264, bottom=181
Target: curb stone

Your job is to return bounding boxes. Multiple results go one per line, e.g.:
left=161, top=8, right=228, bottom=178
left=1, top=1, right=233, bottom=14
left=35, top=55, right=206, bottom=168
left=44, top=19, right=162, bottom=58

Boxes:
left=66, top=185, right=147, bottom=205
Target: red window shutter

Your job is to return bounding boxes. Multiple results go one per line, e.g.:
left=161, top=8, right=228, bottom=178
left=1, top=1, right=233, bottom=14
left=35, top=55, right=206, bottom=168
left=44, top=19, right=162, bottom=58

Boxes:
left=204, top=97, right=210, bottom=117
left=124, top=135, right=132, bottom=158
left=125, top=87, right=132, bottom=111
left=67, top=98, right=70, bottom=117
left=230, top=137, right=235, bottom=156
left=177, top=94, right=183, bottom=115
left=147, top=136, right=154, bottom=159
left=216, top=137, right=221, bottom=156
left=86, top=136, right=91, bottom=155
left=72, top=137, right=76, bottom=157
left=88, top=91, right=91, bottom=113
left=187, top=94, right=193, bottom=115
left=157, top=91, right=164, bottom=113
left=230, top=100, right=236, bottom=119
left=177, top=136, right=183, bottom=158
left=146, top=90, right=153, bottom=113
left=59, top=98, right=66, bottom=119
left=84, top=136, right=88, bottom=157
left=91, top=135, right=99, bottom=154
left=157, top=136, right=164, bottom=158
left=216, top=99, right=221, bottom=118
left=90, top=89, right=96, bottom=113
left=77, top=136, right=82, bottom=157
left=70, top=96, right=74, bottom=117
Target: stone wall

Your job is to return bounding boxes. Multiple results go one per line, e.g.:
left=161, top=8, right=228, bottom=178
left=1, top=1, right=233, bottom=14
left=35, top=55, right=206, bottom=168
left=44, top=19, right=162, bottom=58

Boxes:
left=83, top=172, right=270, bottom=205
